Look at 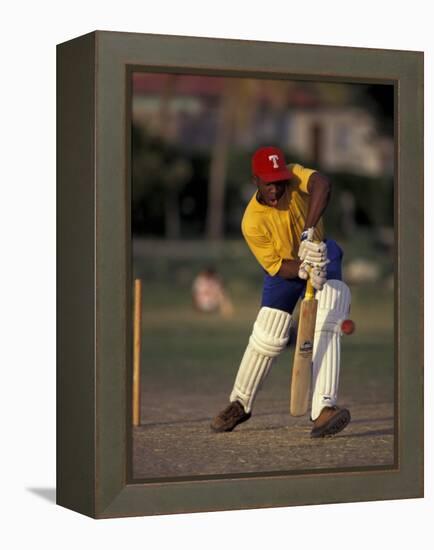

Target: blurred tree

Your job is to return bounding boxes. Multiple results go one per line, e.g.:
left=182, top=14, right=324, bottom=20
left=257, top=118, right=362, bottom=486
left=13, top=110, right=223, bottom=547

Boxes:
left=206, top=79, right=236, bottom=240
left=322, top=171, right=393, bottom=240
left=364, top=85, right=394, bottom=136
left=157, top=74, right=184, bottom=239
left=132, top=125, right=192, bottom=238
left=133, top=75, right=194, bottom=239
left=158, top=74, right=177, bottom=140
left=206, top=78, right=291, bottom=240
left=161, top=156, right=192, bottom=239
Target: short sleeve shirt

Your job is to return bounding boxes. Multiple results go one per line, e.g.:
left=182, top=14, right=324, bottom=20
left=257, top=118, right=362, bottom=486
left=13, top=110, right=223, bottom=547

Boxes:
left=241, top=163, right=325, bottom=276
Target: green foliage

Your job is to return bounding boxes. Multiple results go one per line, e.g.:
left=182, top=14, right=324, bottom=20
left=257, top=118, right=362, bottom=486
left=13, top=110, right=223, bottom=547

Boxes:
left=323, top=171, right=394, bottom=237
left=133, top=126, right=393, bottom=240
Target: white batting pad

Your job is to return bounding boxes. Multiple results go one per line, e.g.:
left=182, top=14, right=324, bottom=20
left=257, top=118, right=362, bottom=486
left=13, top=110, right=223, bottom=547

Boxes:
left=230, top=307, right=291, bottom=413
left=311, top=280, right=351, bottom=420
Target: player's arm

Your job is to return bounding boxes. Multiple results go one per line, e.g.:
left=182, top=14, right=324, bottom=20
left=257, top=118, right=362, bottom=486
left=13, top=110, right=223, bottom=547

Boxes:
left=302, top=171, right=332, bottom=231
left=297, top=171, right=331, bottom=289
left=278, top=172, right=331, bottom=280
left=276, top=259, right=302, bottom=279
left=243, top=223, right=301, bottom=280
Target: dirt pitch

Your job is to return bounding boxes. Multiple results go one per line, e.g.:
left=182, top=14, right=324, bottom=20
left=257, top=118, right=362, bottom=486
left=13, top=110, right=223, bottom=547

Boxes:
left=133, top=389, right=394, bottom=479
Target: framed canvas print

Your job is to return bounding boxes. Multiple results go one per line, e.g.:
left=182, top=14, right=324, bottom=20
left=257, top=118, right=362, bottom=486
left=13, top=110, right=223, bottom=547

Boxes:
left=57, top=31, right=423, bottom=519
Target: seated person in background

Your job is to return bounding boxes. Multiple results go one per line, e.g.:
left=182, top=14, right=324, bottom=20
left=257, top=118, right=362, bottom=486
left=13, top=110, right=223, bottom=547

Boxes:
left=192, top=267, right=234, bottom=318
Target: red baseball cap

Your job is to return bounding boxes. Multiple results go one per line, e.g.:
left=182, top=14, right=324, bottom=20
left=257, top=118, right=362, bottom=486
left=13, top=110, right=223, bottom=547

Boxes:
left=252, top=146, right=292, bottom=182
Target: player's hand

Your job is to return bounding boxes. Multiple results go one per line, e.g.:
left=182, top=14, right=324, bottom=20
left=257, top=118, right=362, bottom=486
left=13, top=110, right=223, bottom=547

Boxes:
left=298, top=259, right=328, bottom=289
left=298, top=228, right=329, bottom=289
left=298, top=230, right=328, bottom=265
left=307, top=263, right=328, bottom=290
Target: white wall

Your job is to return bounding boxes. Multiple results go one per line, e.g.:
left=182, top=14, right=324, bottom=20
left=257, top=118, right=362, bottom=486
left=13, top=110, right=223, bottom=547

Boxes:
left=2, top=1, right=432, bottom=548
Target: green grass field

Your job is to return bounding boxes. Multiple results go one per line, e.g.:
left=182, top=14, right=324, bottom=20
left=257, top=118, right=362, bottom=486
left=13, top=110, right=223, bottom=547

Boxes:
left=134, top=237, right=394, bottom=408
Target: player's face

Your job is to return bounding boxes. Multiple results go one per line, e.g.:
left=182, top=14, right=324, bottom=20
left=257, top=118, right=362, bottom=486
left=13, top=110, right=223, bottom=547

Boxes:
left=255, top=177, right=287, bottom=207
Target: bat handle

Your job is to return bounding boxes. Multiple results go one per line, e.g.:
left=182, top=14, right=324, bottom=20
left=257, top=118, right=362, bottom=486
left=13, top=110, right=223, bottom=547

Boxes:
left=303, top=263, right=315, bottom=300
left=305, top=278, right=315, bottom=301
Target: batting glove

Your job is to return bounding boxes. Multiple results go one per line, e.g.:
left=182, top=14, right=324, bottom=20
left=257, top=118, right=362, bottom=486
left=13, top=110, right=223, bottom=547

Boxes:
left=306, top=263, right=328, bottom=290
left=298, top=228, right=328, bottom=264
left=298, top=227, right=329, bottom=289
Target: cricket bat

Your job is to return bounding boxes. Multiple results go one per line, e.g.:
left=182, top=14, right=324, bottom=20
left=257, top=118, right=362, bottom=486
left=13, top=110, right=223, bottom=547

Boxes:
left=290, top=278, right=317, bottom=416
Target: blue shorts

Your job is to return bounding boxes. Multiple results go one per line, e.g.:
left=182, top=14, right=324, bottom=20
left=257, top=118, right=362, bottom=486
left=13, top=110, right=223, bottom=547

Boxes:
left=261, top=239, right=343, bottom=314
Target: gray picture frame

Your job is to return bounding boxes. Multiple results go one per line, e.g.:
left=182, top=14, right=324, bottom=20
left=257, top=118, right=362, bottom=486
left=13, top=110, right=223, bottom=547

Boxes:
left=57, top=30, right=423, bottom=519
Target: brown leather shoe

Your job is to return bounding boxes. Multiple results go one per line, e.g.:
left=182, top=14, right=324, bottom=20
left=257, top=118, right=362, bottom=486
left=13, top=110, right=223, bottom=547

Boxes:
left=311, top=406, right=351, bottom=438
left=210, top=401, right=251, bottom=432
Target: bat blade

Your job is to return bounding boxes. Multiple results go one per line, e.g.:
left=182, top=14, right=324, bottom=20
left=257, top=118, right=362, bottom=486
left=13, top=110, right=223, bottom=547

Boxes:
left=290, top=297, right=318, bottom=416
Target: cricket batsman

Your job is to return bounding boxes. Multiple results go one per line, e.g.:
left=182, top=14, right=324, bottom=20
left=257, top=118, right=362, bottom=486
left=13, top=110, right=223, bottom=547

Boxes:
left=210, top=146, right=352, bottom=438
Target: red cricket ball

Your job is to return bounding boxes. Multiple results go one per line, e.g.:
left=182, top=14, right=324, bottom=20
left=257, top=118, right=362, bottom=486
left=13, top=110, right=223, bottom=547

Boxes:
left=341, top=319, right=355, bottom=335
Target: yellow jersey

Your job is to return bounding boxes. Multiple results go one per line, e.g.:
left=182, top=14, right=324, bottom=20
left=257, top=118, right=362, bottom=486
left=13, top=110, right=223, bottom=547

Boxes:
left=241, top=163, right=324, bottom=276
